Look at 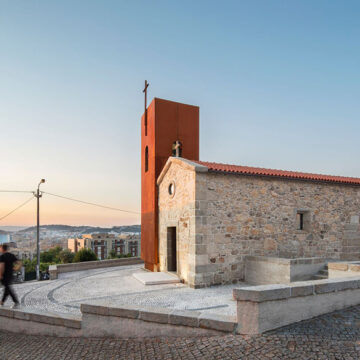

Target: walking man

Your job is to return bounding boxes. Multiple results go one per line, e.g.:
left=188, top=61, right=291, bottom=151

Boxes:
left=0, top=244, right=20, bottom=308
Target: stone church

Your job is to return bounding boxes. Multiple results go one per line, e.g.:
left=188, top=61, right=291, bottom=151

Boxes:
left=141, top=98, right=360, bottom=288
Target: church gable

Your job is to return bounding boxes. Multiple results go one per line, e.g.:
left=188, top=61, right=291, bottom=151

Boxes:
left=157, top=157, right=207, bottom=187
left=158, top=159, right=197, bottom=211
left=158, top=159, right=199, bottom=284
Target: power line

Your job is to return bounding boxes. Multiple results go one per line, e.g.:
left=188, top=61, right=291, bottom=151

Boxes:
left=0, top=190, right=33, bottom=193
left=42, top=191, right=140, bottom=215
left=0, top=196, right=35, bottom=222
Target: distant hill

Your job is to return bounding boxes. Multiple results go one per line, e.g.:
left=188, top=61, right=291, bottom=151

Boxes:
left=0, top=226, right=28, bottom=233
left=18, top=224, right=141, bottom=234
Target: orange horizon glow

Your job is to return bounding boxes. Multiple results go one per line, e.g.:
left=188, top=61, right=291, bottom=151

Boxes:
left=0, top=193, right=140, bottom=227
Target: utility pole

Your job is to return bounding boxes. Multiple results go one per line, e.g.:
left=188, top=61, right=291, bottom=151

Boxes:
left=35, top=179, right=45, bottom=281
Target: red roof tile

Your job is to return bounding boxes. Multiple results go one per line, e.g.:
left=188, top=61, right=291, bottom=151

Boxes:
left=193, top=160, right=360, bottom=186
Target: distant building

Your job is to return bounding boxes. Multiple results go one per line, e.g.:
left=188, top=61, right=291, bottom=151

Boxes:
left=12, top=250, right=34, bottom=260
left=68, top=233, right=141, bottom=260
left=0, top=234, right=11, bottom=244
left=117, top=234, right=141, bottom=257
left=0, top=242, right=31, bottom=260
left=67, top=236, right=92, bottom=254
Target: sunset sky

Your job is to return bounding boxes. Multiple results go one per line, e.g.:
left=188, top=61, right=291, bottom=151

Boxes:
left=1, top=1, right=360, bottom=226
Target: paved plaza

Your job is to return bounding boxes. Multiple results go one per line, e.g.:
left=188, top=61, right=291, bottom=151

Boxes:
left=1, top=305, right=360, bottom=359
left=1, top=265, right=360, bottom=359
left=11, top=264, right=240, bottom=316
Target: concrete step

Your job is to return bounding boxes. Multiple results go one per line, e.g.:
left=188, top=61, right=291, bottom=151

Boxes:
left=313, top=274, right=328, bottom=280
left=133, top=271, right=181, bottom=285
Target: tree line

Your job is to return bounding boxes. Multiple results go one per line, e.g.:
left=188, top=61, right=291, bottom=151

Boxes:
left=23, top=246, right=134, bottom=274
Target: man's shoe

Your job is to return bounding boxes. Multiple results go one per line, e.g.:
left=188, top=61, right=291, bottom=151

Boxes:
left=11, top=303, right=20, bottom=309
left=0, top=302, right=4, bottom=307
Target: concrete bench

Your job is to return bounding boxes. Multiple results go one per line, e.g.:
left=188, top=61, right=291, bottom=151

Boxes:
left=234, top=277, right=360, bottom=334
left=245, top=256, right=326, bottom=285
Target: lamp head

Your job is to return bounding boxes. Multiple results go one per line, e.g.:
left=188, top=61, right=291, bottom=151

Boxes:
left=41, top=179, right=46, bottom=183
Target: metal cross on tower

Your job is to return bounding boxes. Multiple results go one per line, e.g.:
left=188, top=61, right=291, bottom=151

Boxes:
left=143, top=80, right=149, bottom=135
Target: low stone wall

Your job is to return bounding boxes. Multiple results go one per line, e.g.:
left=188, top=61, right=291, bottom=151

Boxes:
left=290, top=257, right=326, bottom=282
left=328, top=261, right=360, bottom=278
left=49, top=257, right=143, bottom=279
left=245, top=256, right=326, bottom=285
left=0, top=303, right=237, bottom=338
left=3, top=276, right=360, bottom=338
left=80, top=303, right=237, bottom=338
left=0, top=308, right=81, bottom=337
left=234, top=277, right=360, bottom=334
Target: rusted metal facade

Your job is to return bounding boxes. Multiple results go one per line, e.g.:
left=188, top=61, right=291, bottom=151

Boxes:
left=141, top=98, right=199, bottom=271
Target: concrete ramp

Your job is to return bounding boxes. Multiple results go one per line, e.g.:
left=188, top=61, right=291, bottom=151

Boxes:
left=133, top=271, right=180, bottom=285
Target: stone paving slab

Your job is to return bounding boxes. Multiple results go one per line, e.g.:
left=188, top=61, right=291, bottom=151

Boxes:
left=133, top=271, right=180, bottom=285
left=6, top=265, right=242, bottom=317
left=1, top=305, right=360, bottom=359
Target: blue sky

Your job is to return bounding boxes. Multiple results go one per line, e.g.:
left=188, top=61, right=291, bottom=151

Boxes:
left=0, top=0, right=359, bottom=225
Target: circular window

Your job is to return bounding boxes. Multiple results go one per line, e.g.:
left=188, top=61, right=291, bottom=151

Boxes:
left=168, top=182, right=175, bottom=197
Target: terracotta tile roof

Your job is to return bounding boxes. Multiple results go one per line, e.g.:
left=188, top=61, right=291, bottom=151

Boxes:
left=193, top=160, right=360, bottom=186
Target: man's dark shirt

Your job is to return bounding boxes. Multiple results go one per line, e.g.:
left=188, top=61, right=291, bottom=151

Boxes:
left=0, top=252, right=17, bottom=282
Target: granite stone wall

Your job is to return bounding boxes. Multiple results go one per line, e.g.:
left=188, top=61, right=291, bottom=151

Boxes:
left=158, top=159, right=360, bottom=288
left=158, top=161, right=197, bottom=284
left=195, top=171, right=360, bottom=287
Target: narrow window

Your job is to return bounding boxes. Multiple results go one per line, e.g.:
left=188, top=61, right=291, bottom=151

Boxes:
left=145, top=146, right=149, bottom=172
left=297, top=212, right=304, bottom=230
left=168, top=182, right=175, bottom=197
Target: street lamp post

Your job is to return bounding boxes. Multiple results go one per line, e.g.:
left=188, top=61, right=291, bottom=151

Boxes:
left=36, top=179, right=45, bottom=281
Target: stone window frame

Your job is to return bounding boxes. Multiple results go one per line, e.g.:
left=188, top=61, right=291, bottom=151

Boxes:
left=168, top=181, right=176, bottom=198
left=295, top=208, right=311, bottom=232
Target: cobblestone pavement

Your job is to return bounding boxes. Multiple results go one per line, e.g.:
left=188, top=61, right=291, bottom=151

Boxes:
left=10, top=265, right=243, bottom=316
left=1, top=305, right=360, bottom=359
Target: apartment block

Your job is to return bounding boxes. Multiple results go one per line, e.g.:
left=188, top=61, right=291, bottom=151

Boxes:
left=68, top=233, right=141, bottom=260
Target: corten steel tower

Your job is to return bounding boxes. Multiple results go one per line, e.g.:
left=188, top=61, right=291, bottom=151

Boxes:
left=141, top=98, right=199, bottom=271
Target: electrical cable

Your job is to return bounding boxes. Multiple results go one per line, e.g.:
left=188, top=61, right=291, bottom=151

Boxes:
left=0, top=196, right=35, bottom=221
left=0, top=190, right=33, bottom=193
left=42, top=191, right=140, bottom=215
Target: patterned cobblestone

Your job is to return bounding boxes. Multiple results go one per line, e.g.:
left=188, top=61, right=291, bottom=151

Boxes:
left=1, top=305, right=360, bottom=359
left=11, top=265, right=241, bottom=316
